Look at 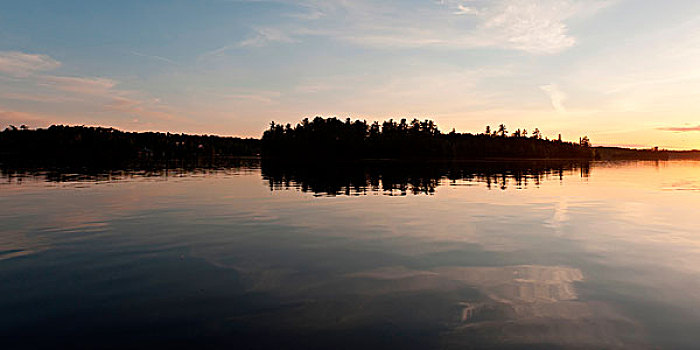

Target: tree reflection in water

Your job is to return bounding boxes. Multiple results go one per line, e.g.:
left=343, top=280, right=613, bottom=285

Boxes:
left=262, top=160, right=591, bottom=196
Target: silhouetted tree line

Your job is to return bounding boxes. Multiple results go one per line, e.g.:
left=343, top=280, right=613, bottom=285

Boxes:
left=0, top=125, right=260, bottom=167
left=594, top=146, right=670, bottom=160
left=262, top=117, right=595, bottom=160
left=262, top=160, right=590, bottom=196
left=2, top=120, right=673, bottom=169
left=668, top=150, right=700, bottom=160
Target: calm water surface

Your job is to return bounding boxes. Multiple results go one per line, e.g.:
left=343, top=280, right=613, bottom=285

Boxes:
left=2, top=161, right=700, bottom=349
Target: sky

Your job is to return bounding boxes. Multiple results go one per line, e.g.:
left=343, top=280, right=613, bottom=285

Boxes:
left=1, top=0, right=700, bottom=149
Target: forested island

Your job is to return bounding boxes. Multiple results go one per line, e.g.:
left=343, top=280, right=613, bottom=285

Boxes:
left=262, top=117, right=594, bottom=160
left=0, top=117, right=684, bottom=168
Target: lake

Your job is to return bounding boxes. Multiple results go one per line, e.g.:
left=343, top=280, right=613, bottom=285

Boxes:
left=2, top=160, right=700, bottom=349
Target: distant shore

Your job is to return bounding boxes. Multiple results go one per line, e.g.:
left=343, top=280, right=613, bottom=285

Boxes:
left=2, top=121, right=696, bottom=168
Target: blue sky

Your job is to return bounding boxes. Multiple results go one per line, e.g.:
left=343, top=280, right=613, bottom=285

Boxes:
left=1, top=0, right=700, bottom=148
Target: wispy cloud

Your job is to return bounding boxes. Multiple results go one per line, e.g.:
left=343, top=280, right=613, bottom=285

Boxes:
left=540, top=84, right=567, bottom=113
left=474, top=0, right=578, bottom=54
left=231, top=0, right=615, bottom=54
left=224, top=90, right=282, bottom=104
left=453, top=4, right=479, bottom=16
left=40, top=76, right=117, bottom=95
left=238, top=28, right=299, bottom=47
left=658, top=125, right=700, bottom=132
left=285, top=4, right=325, bottom=20
left=131, top=51, right=179, bottom=65
left=0, top=50, right=186, bottom=127
left=199, top=27, right=299, bottom=60
left=0, top=51, right=61, bottom=77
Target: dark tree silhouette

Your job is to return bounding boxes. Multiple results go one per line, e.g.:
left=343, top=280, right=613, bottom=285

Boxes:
left=261, top=117, right=595, bottom=160
left=580, top=136, right=591, bottom=147
left=2, top=119, right=672, bottom=169
left=498, top=124, right=507, bottom=137
left=0, top=125, right=260, bottom=167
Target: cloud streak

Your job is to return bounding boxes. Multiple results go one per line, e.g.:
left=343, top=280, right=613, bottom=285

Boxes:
left=40, top=76, right=118, bottom=95
left=238, top=28, right=299, bottom=47
left=232, top=0, right=615, bottom=54
left=658, top=125, right=700, bottom=132
left=0, top=50, right=186, bottom=128
left=131, top=51, right=179, bottom=65
left=0, top=51, right=61, bottom=77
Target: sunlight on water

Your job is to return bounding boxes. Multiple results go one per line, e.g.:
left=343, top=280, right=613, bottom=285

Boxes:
left=2, top=160, right=700, bottom=349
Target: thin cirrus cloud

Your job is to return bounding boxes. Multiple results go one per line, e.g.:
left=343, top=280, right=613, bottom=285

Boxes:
left=0, top=51, right=116, bottom=97
left=658, top=125, right=700, bottom=132
left=0, top=50, right=183, bottom=128
left=39, top=76, right=118, bottom=95
left=202, top=28, right=298, bottom=58
left=238, top=28, right=299, bottom=48
left=225, top=91, right=282, bottom=104
left=475, top=0, right=578, bottom=54
left=232, top=0, right=614, bottom=54
left=0, top=51, right=61, bottom=77
left=130, top=51, right=179, bottom=66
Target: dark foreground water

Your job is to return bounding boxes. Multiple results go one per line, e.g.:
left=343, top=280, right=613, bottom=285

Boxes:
left=2, top=160, right=700, bottom=349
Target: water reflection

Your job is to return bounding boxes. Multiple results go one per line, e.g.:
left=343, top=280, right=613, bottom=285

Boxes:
left=350, top=265, right=645, bottom=348
left=262, top=160, right=591, bottom=195
left=2, top=160, right=700, bottom=349
left=0, top=157, right=259, bottom=184
left=2, top=159, right=591, bottom=195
